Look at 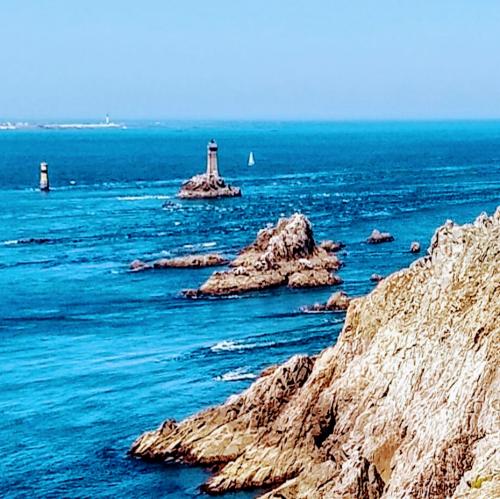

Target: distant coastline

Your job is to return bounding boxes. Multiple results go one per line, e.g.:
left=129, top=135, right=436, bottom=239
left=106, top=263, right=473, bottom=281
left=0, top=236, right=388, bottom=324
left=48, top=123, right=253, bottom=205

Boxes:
left=0, top=115, right=126, bottom=131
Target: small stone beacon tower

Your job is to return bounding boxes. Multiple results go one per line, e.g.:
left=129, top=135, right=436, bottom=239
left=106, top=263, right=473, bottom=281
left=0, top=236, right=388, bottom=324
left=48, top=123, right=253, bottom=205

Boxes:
left=39, top=162, right=50, bottom=191
left=206, top=139, right=219, bottom=178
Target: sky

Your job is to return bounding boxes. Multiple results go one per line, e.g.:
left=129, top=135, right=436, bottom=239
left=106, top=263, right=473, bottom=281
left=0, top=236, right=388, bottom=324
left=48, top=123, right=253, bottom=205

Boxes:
left=1, top=0, right=500, bottom=121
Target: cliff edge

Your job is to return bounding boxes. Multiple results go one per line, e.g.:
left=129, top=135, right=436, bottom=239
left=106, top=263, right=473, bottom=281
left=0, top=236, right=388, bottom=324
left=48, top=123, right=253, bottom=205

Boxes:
left=131, top=209, right=500, bottom=498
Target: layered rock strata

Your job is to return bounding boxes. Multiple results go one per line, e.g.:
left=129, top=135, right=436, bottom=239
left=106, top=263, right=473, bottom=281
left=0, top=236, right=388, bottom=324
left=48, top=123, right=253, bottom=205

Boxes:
left=130, top=253, right=228, bottom=272
left=131, top=208, right=500, bottom=498
left=184, top=214, right=342, bottom=296
left=178, top=174, right=241, bottom=199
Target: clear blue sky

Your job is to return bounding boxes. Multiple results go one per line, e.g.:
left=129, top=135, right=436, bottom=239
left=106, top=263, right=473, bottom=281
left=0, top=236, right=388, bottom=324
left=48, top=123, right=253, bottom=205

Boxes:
left=1, top=0, right=499, bottom=120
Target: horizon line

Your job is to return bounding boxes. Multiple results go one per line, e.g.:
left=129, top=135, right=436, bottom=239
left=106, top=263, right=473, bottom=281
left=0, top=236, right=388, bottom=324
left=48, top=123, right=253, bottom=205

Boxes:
left=3, top=117, right=500, bottom=124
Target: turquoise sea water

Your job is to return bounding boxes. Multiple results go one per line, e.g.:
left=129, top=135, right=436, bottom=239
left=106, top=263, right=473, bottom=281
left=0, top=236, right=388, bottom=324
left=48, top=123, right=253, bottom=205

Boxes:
left=0, top=121, right=499, bottom=498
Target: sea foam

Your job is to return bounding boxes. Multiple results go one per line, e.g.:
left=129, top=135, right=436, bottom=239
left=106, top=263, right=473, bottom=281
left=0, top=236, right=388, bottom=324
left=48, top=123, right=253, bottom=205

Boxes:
left=215, top=368, right=257, bottom=382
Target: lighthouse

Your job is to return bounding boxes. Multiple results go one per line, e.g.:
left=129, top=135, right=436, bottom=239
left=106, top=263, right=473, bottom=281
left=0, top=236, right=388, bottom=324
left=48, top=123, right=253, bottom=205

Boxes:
left=39, top=162, right=50, bottom=191
left=206, top=139, right=219, bottom=179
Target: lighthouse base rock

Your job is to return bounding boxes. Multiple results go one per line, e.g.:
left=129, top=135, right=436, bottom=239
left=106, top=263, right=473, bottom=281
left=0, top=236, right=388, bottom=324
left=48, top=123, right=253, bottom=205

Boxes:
left=131, top=209, right=500, bottom=498
left=178, top=174, right=241, bottom=199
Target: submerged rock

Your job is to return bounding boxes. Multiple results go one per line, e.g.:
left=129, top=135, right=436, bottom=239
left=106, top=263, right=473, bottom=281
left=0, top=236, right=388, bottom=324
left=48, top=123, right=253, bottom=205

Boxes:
left=301, top=291, right=351, bottom=312
left=410, top=241, right=421, bottom=253
left=189, top=214, right=342, bottom=295
left=178, top=174, right=241, bottom=199
left=131, top=208, right=500, bottom=498
left=367, top=229, right=395, bottom=244
left=130, top=253, right=228, bottom=272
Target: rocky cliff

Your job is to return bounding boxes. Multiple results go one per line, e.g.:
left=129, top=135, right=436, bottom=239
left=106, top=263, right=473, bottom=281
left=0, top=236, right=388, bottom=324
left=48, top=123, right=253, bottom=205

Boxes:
left=131, top=209, right=500, bottom=498
left=186, top=213, right=342, bottom=295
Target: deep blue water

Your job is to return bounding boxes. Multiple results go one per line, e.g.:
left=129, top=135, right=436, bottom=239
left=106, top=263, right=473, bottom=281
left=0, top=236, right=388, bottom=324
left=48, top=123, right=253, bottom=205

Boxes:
left=0, top=121, right=499, bottom=498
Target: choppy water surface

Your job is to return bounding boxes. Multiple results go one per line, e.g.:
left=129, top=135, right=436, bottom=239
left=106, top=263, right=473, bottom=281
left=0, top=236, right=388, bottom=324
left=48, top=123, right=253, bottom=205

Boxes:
left=0, top=121, right=499, bottom=497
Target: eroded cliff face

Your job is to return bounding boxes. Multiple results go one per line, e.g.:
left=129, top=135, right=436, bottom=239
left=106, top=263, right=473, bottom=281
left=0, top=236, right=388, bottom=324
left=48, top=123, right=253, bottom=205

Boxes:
left=131, top=209, right=500, bottom=498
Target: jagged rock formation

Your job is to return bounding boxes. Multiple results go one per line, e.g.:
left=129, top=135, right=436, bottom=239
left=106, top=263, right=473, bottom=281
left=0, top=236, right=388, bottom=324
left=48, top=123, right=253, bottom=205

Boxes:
left=130, top=253, right=228, bottom=272
left=367, top=229, right=395, bottom=244
left=184, top=214, right=342, bottom=296
left=302, top=291, right=351, bottom=313
left=131, top=208, right=500, bottom=498
left=178, top=174, right=241, bottom=199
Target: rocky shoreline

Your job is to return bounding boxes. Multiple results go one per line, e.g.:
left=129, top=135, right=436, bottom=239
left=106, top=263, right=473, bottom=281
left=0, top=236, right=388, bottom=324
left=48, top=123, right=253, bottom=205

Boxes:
left=131, top=208, right=500, bottom=498
left=183, top=213, right=343, bottom=296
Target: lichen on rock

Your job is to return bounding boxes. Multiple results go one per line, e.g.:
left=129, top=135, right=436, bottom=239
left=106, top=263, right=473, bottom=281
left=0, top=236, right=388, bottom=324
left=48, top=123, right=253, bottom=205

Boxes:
left=131, top=208, right=500, bottom=498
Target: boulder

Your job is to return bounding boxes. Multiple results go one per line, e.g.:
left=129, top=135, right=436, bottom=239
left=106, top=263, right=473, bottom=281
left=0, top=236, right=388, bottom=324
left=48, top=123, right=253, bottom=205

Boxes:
left=130, top=259, right=151, bottom=272
left=325, top=290, right=350, bottom=310
left=410, top=241, right=421, bottom=253
left=319, top=240, right=345, bottom=253
left=367, top=229, right=394, bottom=244
left=302, top=291, right=351, bottom=313
left=370, top=273, right=385, bottom=282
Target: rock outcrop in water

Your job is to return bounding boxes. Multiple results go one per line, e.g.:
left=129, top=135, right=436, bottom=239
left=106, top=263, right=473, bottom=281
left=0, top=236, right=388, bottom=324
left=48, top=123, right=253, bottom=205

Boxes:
left=301, top=291, right=351, bottom=312
left=319, top=240, right=345, bottom=253
left=367, top=229, right=395, bottom=244
left=184, top=214, right=342, bottom=296
left=410, top=241, right=421, bottom=253
left=131, top=208, right=500, bottom=498
left=178, top=174, right=241, bottom=199
left=130, top=253, right=228, bottom=272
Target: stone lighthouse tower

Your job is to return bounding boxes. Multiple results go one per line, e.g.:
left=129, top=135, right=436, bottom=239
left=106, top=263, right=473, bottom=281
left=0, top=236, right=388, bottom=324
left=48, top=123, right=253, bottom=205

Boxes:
left=39, top=162, right=50, bottom=191
left=206, top=139, right=219, bottom=179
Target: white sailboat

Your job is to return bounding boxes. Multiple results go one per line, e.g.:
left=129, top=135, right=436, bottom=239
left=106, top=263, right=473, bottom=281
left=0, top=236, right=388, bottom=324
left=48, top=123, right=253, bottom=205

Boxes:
left=248, top=151, right=255, bottom=166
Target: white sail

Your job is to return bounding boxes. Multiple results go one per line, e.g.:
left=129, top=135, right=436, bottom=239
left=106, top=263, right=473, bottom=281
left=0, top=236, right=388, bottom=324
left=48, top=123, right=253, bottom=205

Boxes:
left=248, top=152, right=255, bottom=166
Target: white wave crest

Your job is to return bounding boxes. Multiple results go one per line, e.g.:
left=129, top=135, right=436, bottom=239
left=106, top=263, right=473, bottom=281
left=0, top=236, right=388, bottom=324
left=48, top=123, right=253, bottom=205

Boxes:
left=117, top=195, right=171, bottom=201
left=215, top=368, right=257, bottom=382
left=210, top=340, right=257, bottom=352
left=183, top=241, right=217, bottom=250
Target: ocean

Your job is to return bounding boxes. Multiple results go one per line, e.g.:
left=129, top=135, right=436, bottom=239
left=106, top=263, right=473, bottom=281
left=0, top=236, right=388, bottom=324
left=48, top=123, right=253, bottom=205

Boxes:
left=0, top=121, right=499, bottom=498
